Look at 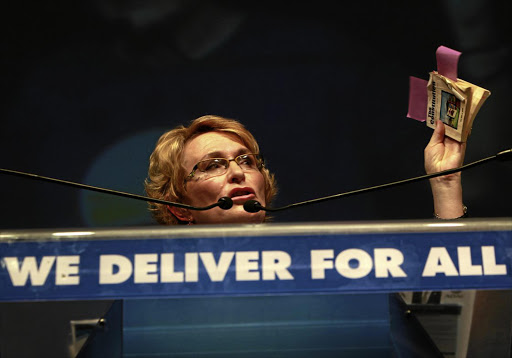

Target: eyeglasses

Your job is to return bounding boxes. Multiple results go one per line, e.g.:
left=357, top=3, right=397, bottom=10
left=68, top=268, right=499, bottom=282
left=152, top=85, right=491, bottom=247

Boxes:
left=186, top=153, right=263, bottom=181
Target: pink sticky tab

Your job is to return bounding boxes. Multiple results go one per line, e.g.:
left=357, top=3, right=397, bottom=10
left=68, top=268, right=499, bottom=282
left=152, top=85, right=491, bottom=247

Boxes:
left=436, top=46, right=461, bottom=81
left=407, top=76, right=428, bottom=122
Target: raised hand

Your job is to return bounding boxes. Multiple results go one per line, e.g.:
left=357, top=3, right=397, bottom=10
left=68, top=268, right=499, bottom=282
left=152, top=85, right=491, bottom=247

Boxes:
left=424, top=120, right=467, bottom=218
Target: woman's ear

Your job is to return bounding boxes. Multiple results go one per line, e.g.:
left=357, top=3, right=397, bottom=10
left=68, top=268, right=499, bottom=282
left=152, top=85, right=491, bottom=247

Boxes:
left=168, top=205, right=193, bottom=223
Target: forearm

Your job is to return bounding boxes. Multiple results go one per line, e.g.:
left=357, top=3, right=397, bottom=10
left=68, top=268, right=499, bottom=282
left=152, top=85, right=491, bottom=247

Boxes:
left=424, top=121, right=467, bottom=219
left=429, top=174, right=465, bottom=219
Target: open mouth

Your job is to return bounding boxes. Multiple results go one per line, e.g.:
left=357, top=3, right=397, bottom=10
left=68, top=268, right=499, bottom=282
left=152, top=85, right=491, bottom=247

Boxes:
left=229, top=188, right=255, bottom=201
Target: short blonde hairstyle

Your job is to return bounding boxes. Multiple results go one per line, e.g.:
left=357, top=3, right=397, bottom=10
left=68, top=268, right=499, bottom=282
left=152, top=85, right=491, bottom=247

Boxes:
left=145, top=115, right=277, bottom=225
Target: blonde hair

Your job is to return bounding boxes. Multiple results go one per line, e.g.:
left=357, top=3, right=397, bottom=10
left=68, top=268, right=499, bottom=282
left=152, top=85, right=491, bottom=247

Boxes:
left=145, top=115, right=277, bottom=225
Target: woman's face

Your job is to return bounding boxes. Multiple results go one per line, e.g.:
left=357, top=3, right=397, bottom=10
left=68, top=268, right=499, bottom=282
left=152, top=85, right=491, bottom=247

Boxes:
left=177, top=131, right=266, bottom=224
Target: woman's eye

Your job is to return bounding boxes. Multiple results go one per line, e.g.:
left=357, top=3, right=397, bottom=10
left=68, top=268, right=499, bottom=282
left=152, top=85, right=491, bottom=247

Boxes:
left=238, top=155, right=254, bottom=166
left=204, top=159, right=224, bottom=171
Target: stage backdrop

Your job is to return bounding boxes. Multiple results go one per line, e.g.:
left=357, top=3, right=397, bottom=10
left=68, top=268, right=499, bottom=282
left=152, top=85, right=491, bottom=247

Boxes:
left=1, top=1, right=511, bottom=229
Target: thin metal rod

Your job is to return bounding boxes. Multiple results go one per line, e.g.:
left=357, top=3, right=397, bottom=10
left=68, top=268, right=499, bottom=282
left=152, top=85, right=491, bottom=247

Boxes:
left=262, top=151, right=504, bottom=212
left=0, top=168, right=219, bottom=211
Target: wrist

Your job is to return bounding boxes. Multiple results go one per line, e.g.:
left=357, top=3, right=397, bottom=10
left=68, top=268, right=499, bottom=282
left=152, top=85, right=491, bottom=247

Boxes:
left=434, top=205, right=468, bottom=219
left=429, top=174, right=461, bottom=195
left=430, top=178, right=464, bottom=219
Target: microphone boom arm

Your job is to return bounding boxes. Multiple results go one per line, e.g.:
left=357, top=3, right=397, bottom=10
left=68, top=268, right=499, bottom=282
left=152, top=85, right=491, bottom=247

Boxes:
left=250, top=148, right=512, bottom=213
left=0, top=168, right=233, bottom=211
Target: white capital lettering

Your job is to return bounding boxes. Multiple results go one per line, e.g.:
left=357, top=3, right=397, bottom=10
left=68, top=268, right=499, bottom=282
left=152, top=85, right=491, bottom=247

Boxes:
left=55, top=256, right=80, bottom=285
left=236, top=251, right=260, bottom=281
left=482, top=246, right=507, bottom=275
left=374, top=249, right=407, bottom=278
left=185, top=253, right=198, bottom=282
left=134, top=254, right=158, bottom=283
left=199, top=252, right=234, bottom=282
left=335, top=249, right=373, bottom=279
left=457, top=247, right=483, bottom=276
left=310, top=250, right=334, bottom=279
left=99, top=255, right=132, bottom=284
left=422, top=247, right=459, bottom=277
left=160, top=253, right=184, bottom=282
left=3, top=256, right=55, bottom=286
left=262, top=251, right=294, bottom=280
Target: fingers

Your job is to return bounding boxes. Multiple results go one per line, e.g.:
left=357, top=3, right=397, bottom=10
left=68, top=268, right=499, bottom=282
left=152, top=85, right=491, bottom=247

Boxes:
left=427, top=119, right=445, bottom=147
left=446, top=137, right=467, bottom=164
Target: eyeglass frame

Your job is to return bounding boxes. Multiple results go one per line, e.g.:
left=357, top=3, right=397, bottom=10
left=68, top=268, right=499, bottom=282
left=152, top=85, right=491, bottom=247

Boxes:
left=185, top=153, right=265, bottom=182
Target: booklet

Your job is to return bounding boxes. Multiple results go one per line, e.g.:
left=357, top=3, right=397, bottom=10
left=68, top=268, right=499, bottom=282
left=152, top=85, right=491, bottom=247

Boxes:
left=426, top=71, right=490, bottom=142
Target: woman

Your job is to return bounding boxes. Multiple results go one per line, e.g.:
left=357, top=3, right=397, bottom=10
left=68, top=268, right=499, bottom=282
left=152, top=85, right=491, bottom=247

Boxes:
left=145, top=115, right=277, bottom=225
left=145, top=115, right=466, bottom=224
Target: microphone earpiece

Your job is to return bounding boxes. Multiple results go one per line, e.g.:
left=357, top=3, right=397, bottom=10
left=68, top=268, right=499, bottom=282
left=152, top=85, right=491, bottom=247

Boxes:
left=243, top=200, right=263, bottom=213
left=217, top=197, right=233, bottom=210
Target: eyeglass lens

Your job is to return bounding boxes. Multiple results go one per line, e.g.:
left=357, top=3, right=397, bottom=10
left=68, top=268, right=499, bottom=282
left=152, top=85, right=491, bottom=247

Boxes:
left=195, top=154, right=260, bottom=179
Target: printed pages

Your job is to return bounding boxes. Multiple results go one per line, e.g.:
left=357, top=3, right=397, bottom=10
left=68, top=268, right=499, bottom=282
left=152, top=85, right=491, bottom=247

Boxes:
left=426, top=72, right=490, bottom=142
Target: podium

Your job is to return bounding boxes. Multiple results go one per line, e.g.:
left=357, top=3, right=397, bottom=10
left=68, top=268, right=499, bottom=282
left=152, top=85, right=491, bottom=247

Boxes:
left=1, top=218, right=511, bottom=357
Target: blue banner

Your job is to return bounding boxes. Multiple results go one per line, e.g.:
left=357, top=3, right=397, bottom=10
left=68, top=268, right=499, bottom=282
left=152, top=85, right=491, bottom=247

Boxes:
left=1, top=229, right=511, bottom=301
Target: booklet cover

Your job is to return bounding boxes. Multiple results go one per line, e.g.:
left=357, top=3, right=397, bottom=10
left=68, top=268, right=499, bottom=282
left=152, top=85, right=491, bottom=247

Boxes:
left=426, top=71, right=491, bottom=142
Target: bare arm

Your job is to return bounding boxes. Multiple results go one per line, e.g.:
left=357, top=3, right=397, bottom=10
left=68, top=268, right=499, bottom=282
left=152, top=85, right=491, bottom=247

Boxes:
left=424, top=120, right=467, bottom=218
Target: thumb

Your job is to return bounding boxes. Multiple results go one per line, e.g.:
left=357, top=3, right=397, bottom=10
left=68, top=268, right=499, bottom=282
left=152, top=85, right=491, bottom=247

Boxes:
left=427, top=119, right=445, bottom=146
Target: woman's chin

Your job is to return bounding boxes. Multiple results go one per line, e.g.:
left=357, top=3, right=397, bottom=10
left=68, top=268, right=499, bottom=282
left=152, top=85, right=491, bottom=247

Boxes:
left=224, top=206, right=265, bottom=224
left=193, top=206, right=265, bottom=225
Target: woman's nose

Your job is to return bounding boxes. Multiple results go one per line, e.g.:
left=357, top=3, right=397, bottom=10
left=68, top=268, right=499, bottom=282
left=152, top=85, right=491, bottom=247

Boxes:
left=226, top=160, right=245, bottom=183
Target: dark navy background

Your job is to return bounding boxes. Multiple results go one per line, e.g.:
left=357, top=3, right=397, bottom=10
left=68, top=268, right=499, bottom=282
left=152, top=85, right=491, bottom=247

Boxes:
left=1, top=1, right=511, bottom=229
